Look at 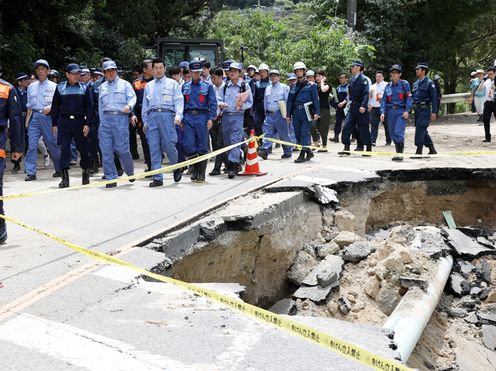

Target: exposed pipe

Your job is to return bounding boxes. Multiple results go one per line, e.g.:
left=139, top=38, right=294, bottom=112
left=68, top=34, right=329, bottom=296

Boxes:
left=383, top=255, right=454, bottom=362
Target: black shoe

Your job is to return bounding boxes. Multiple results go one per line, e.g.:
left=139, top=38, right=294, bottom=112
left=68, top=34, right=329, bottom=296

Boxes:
left=281, top=153, right=292, bottom=159
left=173, top=169, right=182, bottom=183
left=12, top=163, right=20, bottom=173
left=149, top=180, right=163, bottom=187
left=209, top=168, right=221, bottom=176
left=483, top=138, right=491, bottom=143
left=338, top=145, right=351, bottom=156
left=317, top=146, right=328, bottom=153
left=362, top=144, right=372, bottom=157
left=385, top=141, right=392, bottom=146
left=105, top=182, right=117, bottom=188
left=227, top=162, right=236, bottom=179
left=196, top=161, right=207, bottom=182
left=427, top=145, right=437, bottom=155
left=117, top=169, right=124, bottom=177
left=144, top=168, right=152, bottom=178
left=392, top=143, right=404, bottom=161
left=305, top=151, right=314, bottom=161
left=415, top=146, right=423, bottom=155
left=52, top=171, right=62, bottom=178
left=257, top=150, right=268, bottom=160
left=25, top=175, right=37, bottom=181
left=331, top=134, right=339, bottom=143
left=59, top=169, right=70, bottom=188
left=82, top=169, right=90, bottom=185
left=294, top=151, right=306, bottom=163
left=0, top=223, right=7, bottom=244
left=128, top=175, right=135, bottom=183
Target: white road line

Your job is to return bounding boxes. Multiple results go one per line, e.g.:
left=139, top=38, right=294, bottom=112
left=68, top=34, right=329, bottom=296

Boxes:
left=0, top=313, right=198, bottom=371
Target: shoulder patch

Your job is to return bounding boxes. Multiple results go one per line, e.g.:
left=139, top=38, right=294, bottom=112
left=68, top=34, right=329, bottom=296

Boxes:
left=0, top=83, right=12, bottom=99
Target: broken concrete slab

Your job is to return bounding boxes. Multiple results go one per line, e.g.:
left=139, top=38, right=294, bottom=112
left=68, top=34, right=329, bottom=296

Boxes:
left=399, top=276, right=429, bottom=291
left=199, top=217, right=227, bottom=241
left=264, top=175, right=337, bottom=193
left=301, top=255, right=344, bottom=286
left=334, top=210, right=356, bottom=232
left=476, top=261, right=492, bottom=284
left=471, top=287, right=483, bottom=296
left=478, top=304, right=496, bottom=324
left=376, top=286, right=401, bottom=315
left=464, top=312, right=479, bottom=324
left=458, top=261, right=476, bottom=276
left=342, top=241, right=376, bottom=263
left=293, top=284, right=337, bottom=303
left=457, top=226, right=488, bottom=238
left=408, top=226, right=451, bottom=258
left=309, top=184, right=339, bottom=205
left=477, top=236, right=495, bottom=248
left=449, top=272, right=471, bottom=297
left=316, top=241, right=340, bottom=258
left=442, top=227, right=496, bottom=259
left=332, top=231, right=357, bottom=248
left=287, top=250, right=319, bottom=285
left=269, top=298, right=296, bottom=315
left=482, top=325, right=496, bottom=351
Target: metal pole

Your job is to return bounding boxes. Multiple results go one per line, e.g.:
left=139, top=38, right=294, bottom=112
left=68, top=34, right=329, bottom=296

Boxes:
left=347, top=0, right=357, bottom=34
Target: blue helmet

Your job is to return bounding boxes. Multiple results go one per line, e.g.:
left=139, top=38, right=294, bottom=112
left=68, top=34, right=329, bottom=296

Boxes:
left=189, top=60, right=202, bottom=72
left=179, top=61, right=190, bottom=69
left=222, top=59, right=235, bottom=71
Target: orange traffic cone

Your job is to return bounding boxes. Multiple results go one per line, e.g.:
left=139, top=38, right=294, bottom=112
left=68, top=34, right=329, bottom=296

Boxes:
left=239, top=130, right=267, bottom=177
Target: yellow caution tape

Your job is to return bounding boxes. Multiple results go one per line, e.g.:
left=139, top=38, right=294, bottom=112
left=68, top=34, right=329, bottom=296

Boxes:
left=0, top=212, right=411, bottom=371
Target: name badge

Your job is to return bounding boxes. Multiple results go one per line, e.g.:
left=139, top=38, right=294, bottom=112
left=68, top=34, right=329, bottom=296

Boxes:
left=163, top=94, right=172, bottom=102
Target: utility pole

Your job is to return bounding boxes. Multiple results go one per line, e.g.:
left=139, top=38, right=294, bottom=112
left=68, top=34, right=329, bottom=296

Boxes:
left=347, top=0, right=357, bottom=34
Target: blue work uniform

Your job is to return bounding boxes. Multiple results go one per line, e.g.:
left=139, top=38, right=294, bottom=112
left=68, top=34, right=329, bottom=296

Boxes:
left=380, top=79, right=412, bottom=145
left=341, top=73, right=370, bottom=146
left=88, top=77, right=104, bottom=165
left=98, top=77, right=136, bottom=181
left=219, top=79, right=253, bottom=164
left=330, top=83, right=348, bottom=137
left=0, top=79, right=24, bottom=239
left=260, top=82, right=292, bottom=155
left=182, top=79, right=217, bottom=156
left=412, top=76, right=439, bottom=147
left=253, top=78, right=270, bottom=136
left=142, top=75, right=184, bottom=182
left=25, top=79, right=61, bottom=176
left=286, top=79, right=320, bottom=149
left=51, top=81, right=93, bottom=171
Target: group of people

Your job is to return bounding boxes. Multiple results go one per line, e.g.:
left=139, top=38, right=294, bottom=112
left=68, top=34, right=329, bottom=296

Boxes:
left=470, top=67, right=496, bottom=142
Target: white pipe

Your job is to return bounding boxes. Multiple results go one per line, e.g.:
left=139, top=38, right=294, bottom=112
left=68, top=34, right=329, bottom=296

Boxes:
left=383, top=255, right=453, bottom=362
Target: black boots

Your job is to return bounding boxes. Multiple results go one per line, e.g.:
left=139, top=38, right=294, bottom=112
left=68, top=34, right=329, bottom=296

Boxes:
left=338, top=144, right=351, bottom=156
left=195, top=160, right=208, bottom=182
left=89, top=159, right=99, bottom=175
left=189, top=155, right=199, bottom=181
left=0, top=218, right=7, bottom=244
left=392, top=143, right=404, bottom=161
left=173, top=169, right=182, bottom=183
left=82, top=168, right=91, bottom=185
left=427, top=144, right=437, bottom=155
left=294, top=150, right=306, bottom=163
left=58, top=169, right=70, bottom=188
left=305, top=150, right=314, bottom=161
left=227, top=162, right=238, bottom=179
left=331, top=133, right=339, bottom=143
left=415, top=145, right=423, bottom=155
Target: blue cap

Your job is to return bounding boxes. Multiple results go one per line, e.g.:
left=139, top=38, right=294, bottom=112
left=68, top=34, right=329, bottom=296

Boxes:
left=179, top=61, right=190, bottom=68
left=189, top=60, right=202, bottom=72
left=65, top=63, right=81, bottom=74
left=34, top=59, right=50, bottom=69
left=228, top=62, right=243, bottom=71
left=102, top=60, right=118, bottom=71
left=351, top=59, right=364, bottom=68
left=389, top=64, right=402, bottom=73
left=415, top=62, right=429, bottom=70
left=15, top=72, right=29, bottom=81
left=287, top=73, right=297, bottom=80
left=222, top=59, right=235, bottom=70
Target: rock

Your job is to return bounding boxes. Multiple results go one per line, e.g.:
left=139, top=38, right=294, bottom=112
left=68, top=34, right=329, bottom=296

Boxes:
left=316, top=241, right=340, bottom=258
left=399, top=250, right=413, bottom=264
left=476, top=261, right=492, bottom=284
left=365, top=276, right=381, bottom=299
left=351, top=301, right=366, bottom=312
left=458, top=261, right=476, bottom=276
left=332, top=231, right=357, bottom=248
left=477, top=236, right=495, bottom=248
left=337, top=296, right=352, bottom=314
left=482, top=325, right=496, bottom=350
left=464, top=312, right=479, bottom=324
left=480, top=288, right=491, bottom=301
left=383, top=255, right=405, bottom=273
left=342, top=241, right=376, bottom=263
left=408, top=226, right=451, bottom=258
left=486, top=290, right=496, bottom=303
left=442, top=227, right=496, bottom=259
left=334, top=210, right=355, bottom=232
left=372, top=229, right=390, bottom=241
left=449, top=272, right=471, bottom=297
left=269, top=298, right=296, bottom=315
left=478, top=304, right=496, bottom=324
left=199, top=218, right=226, bottom=241
left=317, top=270, right=338, bottom=288
left=447, top=306, right=468, bottom=318
left=309, top=184, right=339, bottom=205
left=470, top=287, right=483, bottom=296
left=302, top=255, right=343, bottom=286
left=399, top=276, right=429, bottom=291
left=376, top=286, right=401, bottom=315
left=287, top=250, right=318, bottom=285
left=293, top=284, right=336, bottom=303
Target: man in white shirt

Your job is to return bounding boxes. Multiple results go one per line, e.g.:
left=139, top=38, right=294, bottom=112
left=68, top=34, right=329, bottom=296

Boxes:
left=368, top=70, right=390, bottom=145
left=478, top=67, right=496, bottom=142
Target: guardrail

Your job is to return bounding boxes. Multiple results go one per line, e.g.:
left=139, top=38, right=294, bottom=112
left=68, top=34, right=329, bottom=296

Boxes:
left=440, top=92, right=471, bottom=115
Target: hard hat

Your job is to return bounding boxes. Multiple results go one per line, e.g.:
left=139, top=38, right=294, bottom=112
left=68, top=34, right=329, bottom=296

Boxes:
left=102, top=60, right=118, bottom=71
left=389, top=64, right=402, bottom=73
left=293, top=62, right=306, bottom=71
left=229, top=62, right=244, bottom=71
left=258, top=63, right=269, bottom=71
left=189, top=60, right=202, bottom=72
left=306, top=70, right=315, bottom=77
left=34, top=59, right=50, bottom=69
left=269, top=69, right=280, bottom=76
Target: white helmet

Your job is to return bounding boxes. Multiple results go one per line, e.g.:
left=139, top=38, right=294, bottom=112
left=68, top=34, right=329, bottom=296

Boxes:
left=258, top=63, right=269, bottom=71
left=293, top=61, right=306, bottom=71
left=306, top=70, right=315, bottom=77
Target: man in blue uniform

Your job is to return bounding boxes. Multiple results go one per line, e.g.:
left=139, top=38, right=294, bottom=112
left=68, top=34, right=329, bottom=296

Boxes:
left=253, top=63, right=271, bottom=137
left=0, top=64, right=24, bottom=242
left=142, top=58, right=184, bottom=187
left=340, top=60, right=371, bottom=155
left=98, top=60, right=137, bottom=188
left=330, top=72, right=348, bottom=143
left=219, top=62, right=253, bottom=179
left=379, top=64, right=412, bottom=161
left=51, top=63, right=93, bottom=188
left=25, top=59, right=61, bottom=180
left=12, top=72, right=29, bottom=172
left=286, top=61, right=320, bottom=163
left=412, top=62, right=439, bottom=155
left=258, top=69, right=292, bottom=160
left=182, top=60, right=217, bottom=182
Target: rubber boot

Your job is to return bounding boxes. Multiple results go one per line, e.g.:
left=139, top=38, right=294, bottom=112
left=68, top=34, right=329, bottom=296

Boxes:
left=338, top=144, right=351, bottom=156
left=415, top=145, right=423, bottom=155
left=196, top=160, right=208, bottom=183
left=59, top=169, right=70, bottom=188
left=392, top=143, right=404, bottom=161
left=227, top=162, right=236, bottom=179
left=189, top=155, right=199, bottom=181
left=294, top=150, right=306, bottom=163
left=427, top=144, right=437, bottom=155
left=305, top=149, right=314, bottom=161
left=82, top=168, right=90, bottom=185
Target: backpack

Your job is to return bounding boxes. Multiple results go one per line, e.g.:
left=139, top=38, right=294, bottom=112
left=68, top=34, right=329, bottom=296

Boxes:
left=223, top=80, right=246, bottom=97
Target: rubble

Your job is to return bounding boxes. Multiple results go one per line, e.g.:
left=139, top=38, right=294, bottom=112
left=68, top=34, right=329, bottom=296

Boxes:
left=408, top=226, right=451, bottom=258
left=342, top=241, right=376, bottom=262
left=301, top=255, right=343, bottom=287
left=337, top=296, right=352, bottom=314
left=334, top=210, right=355, bottom=232
left=332, top=231, right=357, bottom=248
left=449, top=272, right=471, bottom=297
left=399, top=276, right=429, bottom=291
left=269, top=298, right=296, bottom=315
left=458, top=261, right=475, bottom=276
left=293, top=284, right=337, bottom=303
left=476, top=261, right=492, bottom=284
left=442, top=227, right=496, bottom=259
left=482, top=325, right=496, bottom=350
left=316, top=241, right=340, bottom=258
left=478, top=304, right=496, bottom=324
left=287, top=250, right=318, bottom=285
